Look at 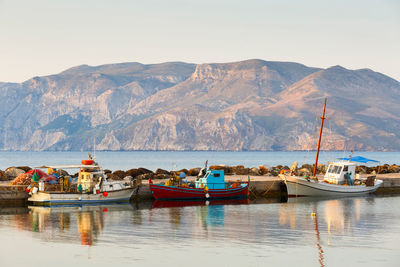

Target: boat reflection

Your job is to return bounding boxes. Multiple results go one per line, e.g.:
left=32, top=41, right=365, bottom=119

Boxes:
left=26, top=204, right=134, bottom=246
left=312, top=205, right=325, bottom=267
left=151, top=198, right=250, bottom=209
left=151, top=198, right=250, bottom=231
left=282, top=196, right=362, bottom=231
left=280, top=196, right=370, bottom=267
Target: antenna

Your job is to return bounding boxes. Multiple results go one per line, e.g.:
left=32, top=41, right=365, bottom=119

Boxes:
left=93, top=136, right=96, bottom=160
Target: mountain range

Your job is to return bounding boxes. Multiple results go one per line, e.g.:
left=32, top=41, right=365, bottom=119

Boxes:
left=1, top=59, right=399, bottom=151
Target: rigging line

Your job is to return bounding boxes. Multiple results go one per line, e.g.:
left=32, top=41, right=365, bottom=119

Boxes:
left=306, top=115, right=319, bottom=164
left=324, top=117, right=333, bottom=162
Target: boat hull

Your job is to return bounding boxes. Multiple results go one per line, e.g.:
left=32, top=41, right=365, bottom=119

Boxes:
left=149, top=183, right=249, bottom=200
left=280, top=174, right=383, bottom=197
left=28, top=187, right=136, bottom=205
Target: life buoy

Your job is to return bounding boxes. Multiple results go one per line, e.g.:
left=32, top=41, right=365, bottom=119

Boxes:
left=82, top=159, right=94, bottom=165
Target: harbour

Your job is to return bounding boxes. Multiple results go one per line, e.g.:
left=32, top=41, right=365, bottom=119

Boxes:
left=0, top=151, right=399, bottom=267
left=2, top=0, right=399, bottom=265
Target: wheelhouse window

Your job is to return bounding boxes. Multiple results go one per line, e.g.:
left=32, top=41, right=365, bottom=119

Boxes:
left=332, top=165, right=342, bottom=174
left=336, top=166, right=343, bottom=174
left=327, top=165, right=334, bottom=173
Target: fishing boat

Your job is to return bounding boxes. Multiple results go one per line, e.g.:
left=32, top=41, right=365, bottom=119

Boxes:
left=149, top=168, right=249, bottom=200
left=28, top=156, right=138, bottom=205
left=279, top=98, right=383, bottom=197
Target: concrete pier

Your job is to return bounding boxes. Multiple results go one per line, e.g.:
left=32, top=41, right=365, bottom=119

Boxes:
left=0, top=184, right=28, bottom=205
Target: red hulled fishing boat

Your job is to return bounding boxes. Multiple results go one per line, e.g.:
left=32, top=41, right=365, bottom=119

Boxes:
left=149, top=169, right=249, bottom=200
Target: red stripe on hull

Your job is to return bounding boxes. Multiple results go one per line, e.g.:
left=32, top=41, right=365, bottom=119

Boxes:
left=149, top=183, right=249, bottom=200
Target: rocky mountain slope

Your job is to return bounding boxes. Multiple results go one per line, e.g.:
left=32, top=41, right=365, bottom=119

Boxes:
left=0, top=59, right=399, bottom=151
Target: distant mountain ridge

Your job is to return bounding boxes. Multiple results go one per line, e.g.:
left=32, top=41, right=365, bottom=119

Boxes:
left=0, top=59, right=399, bottom=151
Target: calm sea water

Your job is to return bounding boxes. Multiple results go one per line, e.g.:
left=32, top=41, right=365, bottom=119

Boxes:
left=0, top=151, right=399, bottom=171
left=0, top=196, right=399, bottom=266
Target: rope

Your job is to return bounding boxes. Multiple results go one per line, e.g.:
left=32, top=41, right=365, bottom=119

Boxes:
left=262, top=179, right=277, bottom=196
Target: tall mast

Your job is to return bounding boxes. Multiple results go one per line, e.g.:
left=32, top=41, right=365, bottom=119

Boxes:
left=313, top=97, right=327, bottom=177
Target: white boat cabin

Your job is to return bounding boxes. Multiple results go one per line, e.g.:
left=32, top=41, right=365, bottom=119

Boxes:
left=324, top=161, right=357, bottom=185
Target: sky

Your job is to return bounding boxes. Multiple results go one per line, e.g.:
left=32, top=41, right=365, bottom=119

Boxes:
left=0, top=0, right=399, bottom=82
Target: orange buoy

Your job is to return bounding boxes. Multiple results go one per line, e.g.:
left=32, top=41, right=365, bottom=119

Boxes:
left=82, top=159, right=94, bottom=165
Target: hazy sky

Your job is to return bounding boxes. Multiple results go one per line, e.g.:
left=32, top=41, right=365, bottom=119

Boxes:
left=0, top=0, right=399, bottom=82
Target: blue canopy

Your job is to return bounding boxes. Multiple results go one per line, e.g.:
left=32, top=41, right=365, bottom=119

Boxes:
left=336, top=156, right=379, bottom=163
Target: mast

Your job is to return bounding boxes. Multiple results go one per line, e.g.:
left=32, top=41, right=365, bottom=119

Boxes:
left=313, top=97, right=327, bottom=177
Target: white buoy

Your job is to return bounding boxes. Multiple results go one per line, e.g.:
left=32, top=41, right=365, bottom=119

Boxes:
left=205, top=193, right=210, bottom=198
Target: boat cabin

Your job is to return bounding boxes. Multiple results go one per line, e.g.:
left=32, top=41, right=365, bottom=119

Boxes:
left=324, top=162, right=356, bottom=185
left=195, top=169, right=225, bottom=189
left=78, top=170, right=103, bottom=193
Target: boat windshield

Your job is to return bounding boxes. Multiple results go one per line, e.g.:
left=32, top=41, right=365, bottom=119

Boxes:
left=327, top=165, right=342, bottom=174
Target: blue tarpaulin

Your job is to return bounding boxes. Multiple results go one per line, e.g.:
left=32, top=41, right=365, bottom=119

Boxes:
left=336, top=156, right=379, bottom=163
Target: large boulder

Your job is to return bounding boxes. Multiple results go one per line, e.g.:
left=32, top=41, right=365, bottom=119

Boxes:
left=375, top=165, right=390, bottom=174
left=259, top=165, right=269, bottom=175
left=249, top=167, right=260, bottom=176
left=356, top=165, right=369, bottom=174
left=235, top=165, right=249, bottom=175
left=138, top=168, right=153, bottom=174
left=112, top=170, right=126, bottom=179
left=126, top=168, right=141, bottom=178
left=107, top=173, right=122, bottom=180
left=0, top=170, right=8, bottom=181
left=269, top=167, right=280, bottom=176
left=388, top=164, right=400, bottom=173
left=188, top=168, right=201, bottom=176
left=156, top=168, right=170, bottom=175
left=5, top=167, right=25, bottom=179
left=209, top=165, right=233, bottom=175
left=16, top=166, right=32, bottom=172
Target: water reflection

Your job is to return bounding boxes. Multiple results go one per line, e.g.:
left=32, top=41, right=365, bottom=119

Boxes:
left=0, top=196, right=397, bottom=267
left=150, top=199, right=250, bottom=230
left=280, top=197, right=378, bottom=267
left=281, top=197, right=363, bottom=232
left=23, top=204, right=134, bottom=246
left=312, top=205, right=325, bottom=267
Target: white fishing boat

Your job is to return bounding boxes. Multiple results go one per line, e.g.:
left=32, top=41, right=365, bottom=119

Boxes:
left=280, top=98, right=383, bottom=197
left=28, top=156, right=138, bottom=205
